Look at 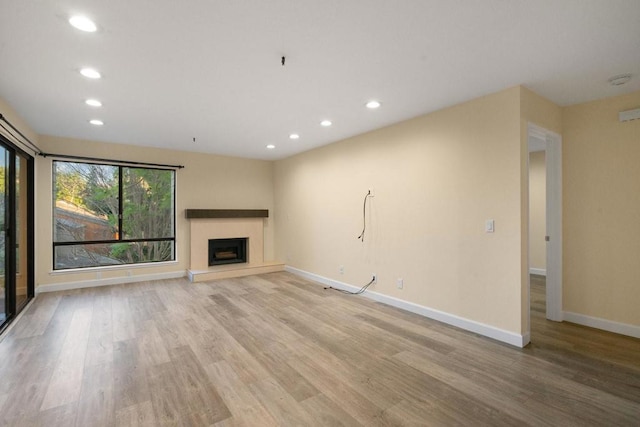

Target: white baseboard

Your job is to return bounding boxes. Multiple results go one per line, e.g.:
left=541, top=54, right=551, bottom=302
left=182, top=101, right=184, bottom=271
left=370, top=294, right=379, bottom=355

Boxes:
left=529, top=268, right=546, bottom=276
left=285, top=266, right=528, bottom=348
left=563, top=311, right=640, bottom=339
left=36, top=270, right=187, bottom=294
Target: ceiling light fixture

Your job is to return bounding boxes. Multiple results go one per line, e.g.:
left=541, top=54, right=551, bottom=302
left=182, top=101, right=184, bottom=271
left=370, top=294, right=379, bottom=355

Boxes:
left=320, top=120, right=332, bottom=127
left=89, top=119, right=104, bottom=126
left=80, top=68, right=101, bottom=79
left=289, top=133, right=300, bottom=140
left=69, top=15, right=97, bottom=32
left=366, top=100, right=381, bottom=109
left=85, top=99, right=102, bottom=107
left=266, top=144, right=275, bottom=149
left=608, top=74, right=632, bottom=86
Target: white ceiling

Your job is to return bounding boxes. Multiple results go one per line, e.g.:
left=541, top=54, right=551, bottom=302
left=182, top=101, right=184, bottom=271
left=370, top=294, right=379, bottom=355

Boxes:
left=1, top=1, right=639, bottom=160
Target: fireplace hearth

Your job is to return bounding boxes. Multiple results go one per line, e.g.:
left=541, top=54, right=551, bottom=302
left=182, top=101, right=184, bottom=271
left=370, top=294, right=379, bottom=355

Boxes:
left=208, top=238, right=247, bottom=266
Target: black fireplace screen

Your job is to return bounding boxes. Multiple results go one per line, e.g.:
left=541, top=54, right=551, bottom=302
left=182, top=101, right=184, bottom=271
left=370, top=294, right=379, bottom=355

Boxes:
left=208, top=238, right=247, bottom=266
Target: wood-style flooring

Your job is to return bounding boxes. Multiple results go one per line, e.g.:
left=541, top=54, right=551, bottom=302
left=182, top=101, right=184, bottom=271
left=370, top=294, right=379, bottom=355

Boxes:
left=0, top=272, right=638, bottom=426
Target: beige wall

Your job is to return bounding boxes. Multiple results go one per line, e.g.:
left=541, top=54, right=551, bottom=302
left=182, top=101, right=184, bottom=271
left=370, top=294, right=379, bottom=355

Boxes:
left=562, top=90, right=640, bottom=326
left=36, top=135, right=275, bottom=287
left=7, top=85, right=639, bottom=337
left=528, top=151, right=546, bottom=271
left=275, top=87, right=525, bottom=334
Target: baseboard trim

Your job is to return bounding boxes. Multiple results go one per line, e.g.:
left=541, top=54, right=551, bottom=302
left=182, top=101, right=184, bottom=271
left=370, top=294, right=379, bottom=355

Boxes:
left=529, top=268, right=546, bottom=276
left=188, top=262, right=285, bottom=282
left=36, top=270, right=187, bottom=294
left=563, top=311, right=640, bottom=339
left=285, top=266, right=527, bottom=348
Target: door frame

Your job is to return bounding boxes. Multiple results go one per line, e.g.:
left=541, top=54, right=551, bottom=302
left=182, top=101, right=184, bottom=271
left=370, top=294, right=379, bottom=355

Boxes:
left=0, top=133, right=35, bottom=335
left=528, top=123, right=563, bottom=322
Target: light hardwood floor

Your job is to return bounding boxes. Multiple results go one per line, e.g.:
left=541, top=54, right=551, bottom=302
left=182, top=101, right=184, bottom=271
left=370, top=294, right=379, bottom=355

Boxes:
left=0, top=272, right=638, bottom=426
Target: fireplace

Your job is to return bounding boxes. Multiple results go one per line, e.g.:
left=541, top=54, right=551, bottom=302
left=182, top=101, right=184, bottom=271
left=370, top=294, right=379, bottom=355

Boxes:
left=208, top=238, right=247, bottom=266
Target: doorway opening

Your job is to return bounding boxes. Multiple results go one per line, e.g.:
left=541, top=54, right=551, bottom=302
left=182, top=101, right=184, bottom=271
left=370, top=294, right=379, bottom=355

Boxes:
left=527, top=123, right=563, bottom=340
left=528, top=145, right=547, bottom=333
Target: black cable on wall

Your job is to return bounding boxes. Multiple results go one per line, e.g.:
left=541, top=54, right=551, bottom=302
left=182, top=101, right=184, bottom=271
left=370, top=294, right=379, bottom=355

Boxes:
left=357, top=190, right=371, bottom=242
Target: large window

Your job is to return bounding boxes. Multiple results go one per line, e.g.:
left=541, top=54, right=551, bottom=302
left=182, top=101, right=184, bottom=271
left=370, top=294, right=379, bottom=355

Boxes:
left=53, top=161, right=175, bottom=270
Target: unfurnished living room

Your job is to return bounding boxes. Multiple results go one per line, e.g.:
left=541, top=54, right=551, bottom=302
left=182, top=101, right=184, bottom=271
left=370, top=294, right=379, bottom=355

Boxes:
left=0, top=1, right=639, bottom=426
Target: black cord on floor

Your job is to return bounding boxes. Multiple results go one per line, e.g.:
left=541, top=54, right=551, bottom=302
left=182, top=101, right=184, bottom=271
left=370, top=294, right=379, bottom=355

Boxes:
left=357, top=190, right=371, bottom=242
left=324, top=277, right=375, bottom=295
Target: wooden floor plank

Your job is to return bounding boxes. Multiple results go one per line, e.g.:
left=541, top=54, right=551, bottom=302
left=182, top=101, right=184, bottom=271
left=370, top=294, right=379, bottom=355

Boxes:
left=0, top=272, right=638, bottom=426
left=205, top=360, right=279, bottom=427
left=75, top=361, right=115, bottom=427
left=40, top=306, right=93, bottom=411
left=115, top=400, right=158, bottom=427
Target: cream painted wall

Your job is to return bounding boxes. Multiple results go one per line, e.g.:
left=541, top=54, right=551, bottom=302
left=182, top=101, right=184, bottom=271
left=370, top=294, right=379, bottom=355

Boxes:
left=563, top=90, right=640, bottom=326
left=275, top=87, right=525, bottom=334
left=36, top=135, right=275, bottom=287
left=528, top=151, right=546, bottom=271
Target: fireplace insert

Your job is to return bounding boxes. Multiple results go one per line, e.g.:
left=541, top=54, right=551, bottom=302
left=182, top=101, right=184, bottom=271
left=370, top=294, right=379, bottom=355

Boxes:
left=208, top=238, right=247, bottom=266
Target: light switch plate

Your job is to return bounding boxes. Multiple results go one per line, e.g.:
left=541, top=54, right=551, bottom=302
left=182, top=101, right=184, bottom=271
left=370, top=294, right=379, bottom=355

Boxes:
left=485, top=219, right=495, bottom=233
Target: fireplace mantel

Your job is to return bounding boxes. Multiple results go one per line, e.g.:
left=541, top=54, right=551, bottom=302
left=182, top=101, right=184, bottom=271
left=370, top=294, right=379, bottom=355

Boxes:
left=185, top=209, right=268, bottom=219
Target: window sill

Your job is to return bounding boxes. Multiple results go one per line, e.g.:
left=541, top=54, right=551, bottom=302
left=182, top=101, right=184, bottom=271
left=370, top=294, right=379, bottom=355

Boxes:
left=49, top=260, right=179, bottom=275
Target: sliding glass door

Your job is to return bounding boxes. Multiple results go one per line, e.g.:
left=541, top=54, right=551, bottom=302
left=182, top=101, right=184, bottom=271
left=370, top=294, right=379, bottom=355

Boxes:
left=0, top=135, right=34, bottom=333
left=0, top=145, right=7, bottom=325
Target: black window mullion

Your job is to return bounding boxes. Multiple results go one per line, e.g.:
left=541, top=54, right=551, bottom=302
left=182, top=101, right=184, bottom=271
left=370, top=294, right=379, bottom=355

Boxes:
left=118, top=165, right=123, bottom=241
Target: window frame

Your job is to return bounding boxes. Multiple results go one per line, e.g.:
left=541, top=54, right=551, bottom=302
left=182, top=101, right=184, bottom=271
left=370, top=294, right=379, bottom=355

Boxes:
left=52, top=160, right=176, bottom=270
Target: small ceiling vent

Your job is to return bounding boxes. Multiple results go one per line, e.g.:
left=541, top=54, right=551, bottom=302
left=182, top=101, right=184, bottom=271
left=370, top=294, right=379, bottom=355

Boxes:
left=619, top=108, right=640, bottom=122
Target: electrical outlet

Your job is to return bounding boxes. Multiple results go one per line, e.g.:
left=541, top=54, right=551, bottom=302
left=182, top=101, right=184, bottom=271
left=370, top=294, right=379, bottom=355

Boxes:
left=372, top=273, right=377, bottom=283
left=368, top=188, right=375, bottom=197
left=397, top=278, right=403, bottom=289
left=339, top=265, right=344, bottom=274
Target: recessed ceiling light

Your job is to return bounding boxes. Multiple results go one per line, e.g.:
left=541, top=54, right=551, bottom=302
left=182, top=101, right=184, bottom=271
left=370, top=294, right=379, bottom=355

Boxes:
left=320, top=120, right=332, bottom=127
left=69, top=15, right=97, bottom=32
left=608, top=74, right=632, bottom=86
left=366, top=100, right=381, bottom=109
left=80, top=68, right=101, bottom=79
left=289, top=133, right=300, bottom=140
left=266, top=144, right=275, bottom=149
left=89, top=119, right=104, bottom=126
left=85, top=99, right=102, bottom=107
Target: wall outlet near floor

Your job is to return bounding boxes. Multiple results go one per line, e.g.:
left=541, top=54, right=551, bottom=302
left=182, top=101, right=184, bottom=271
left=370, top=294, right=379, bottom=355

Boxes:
left=372, top=273, right=377, bottom=283
left=368, top=188, right=375, bottom=197
left=397, top=278, right=403, bottom=289
left=339, top=265, right=344, bottom=274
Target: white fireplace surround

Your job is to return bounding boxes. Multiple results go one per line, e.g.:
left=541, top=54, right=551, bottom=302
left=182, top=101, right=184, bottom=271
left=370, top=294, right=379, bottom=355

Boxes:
left=187, top=216, right=283, bottom=282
